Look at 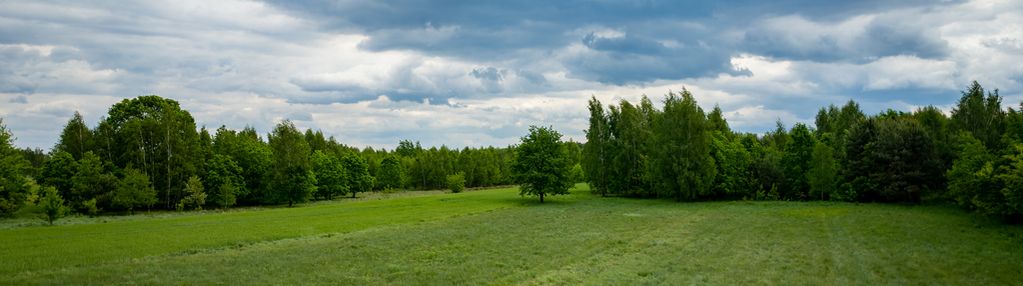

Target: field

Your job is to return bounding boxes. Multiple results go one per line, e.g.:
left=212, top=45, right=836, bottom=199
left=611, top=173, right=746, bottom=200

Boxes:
left=2, top=184, right=1022, bottom=285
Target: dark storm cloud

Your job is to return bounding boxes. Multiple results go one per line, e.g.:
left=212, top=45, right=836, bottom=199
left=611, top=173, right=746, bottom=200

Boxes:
left=264, top=0, right=961, bottom=84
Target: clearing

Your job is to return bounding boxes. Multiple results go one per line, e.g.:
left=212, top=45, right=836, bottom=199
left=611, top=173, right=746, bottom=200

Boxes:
left=2, top=184, right=1021, bottom=285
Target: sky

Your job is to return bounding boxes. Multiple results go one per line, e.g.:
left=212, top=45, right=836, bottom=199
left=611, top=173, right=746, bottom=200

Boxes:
left=1, top=0, right=1022, bottom=150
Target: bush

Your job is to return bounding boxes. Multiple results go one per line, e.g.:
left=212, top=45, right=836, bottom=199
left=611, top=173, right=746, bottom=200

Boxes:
left=39, top=186, right=68, bottom=225
left=447, top=172, right=466, bottom=193
left=81, top=198, right=99, bottom=217
left=178, top=176, right=207, bottom=211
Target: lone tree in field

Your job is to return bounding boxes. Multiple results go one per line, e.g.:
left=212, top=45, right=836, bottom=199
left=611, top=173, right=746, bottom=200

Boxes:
left=513, top=126, right=573, bottom=203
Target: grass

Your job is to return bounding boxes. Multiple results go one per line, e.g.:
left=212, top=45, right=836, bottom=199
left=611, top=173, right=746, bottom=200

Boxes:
left=2, top=184, right=1022, bottom=285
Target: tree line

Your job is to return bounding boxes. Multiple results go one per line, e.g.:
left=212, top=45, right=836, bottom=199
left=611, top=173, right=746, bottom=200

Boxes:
left=0, top=95, right=586, bottom=220
left=583, top=82, right=1023, bottom=221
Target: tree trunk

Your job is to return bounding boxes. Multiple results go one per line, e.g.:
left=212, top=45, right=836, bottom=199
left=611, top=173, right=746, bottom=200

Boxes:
left=540, top=192, right=544, bottom=203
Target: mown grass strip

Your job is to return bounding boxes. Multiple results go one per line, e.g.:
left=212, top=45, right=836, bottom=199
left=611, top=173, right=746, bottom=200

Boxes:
left=0, top=187, right=526, bottom=276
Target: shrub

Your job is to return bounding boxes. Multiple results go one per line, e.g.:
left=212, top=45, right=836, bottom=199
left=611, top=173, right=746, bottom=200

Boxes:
left=447, top=172, right=466, bottom=193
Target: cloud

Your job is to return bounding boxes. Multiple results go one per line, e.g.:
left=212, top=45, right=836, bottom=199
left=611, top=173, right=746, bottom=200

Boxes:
left=0, top=0, right=1020, bottom=151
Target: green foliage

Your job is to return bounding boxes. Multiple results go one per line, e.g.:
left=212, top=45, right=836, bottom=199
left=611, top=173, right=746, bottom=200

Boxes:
left=582, top=96, right=612, bottom=196
left=569, top=163, right=586, bottom=184
left=81, top=198, right=99, bottom=217
left=947, top=133, right=998, bottom=211
left=376, top=155, right=404, bottom=190
left=41, top=151, right=77, bottom=199
left=342, top=153, right=373, bottom=198
left=71, top=152, right=117, bottom=212
left=447, top=172, right=466, bottom=193
left=781, top=123, right=815, bottom=199
left=513, top=126, right=573, bottom=203
left=312, top=150, right=347, bottom=200
left=951, top=81, right=1005, bottom=150
left=651, top=89, right=716, bottom=201
left=96, top=95, right=201, bottom=210
left=213, top=126, right=273, bottom=204
left=113, top=168, right=157, bottom=214
left=0, top=118, right=30, bottom=216
left=269, top=120, right=316, bottom=207
left=807, top=141, right=837, bottom=201
left=707, top=105, right=730, bottom=134
left=871, top=118, right=936, bottom=202
left=38, top=186, right=68, bottom=225
left=840, top=118, right=938, bottom=202
left=710, top=131, right=752, bottom=198
left=996, top=144, right=1023, bottom=217
left=177, top=176, right=206, bottom=211
left=204, top=154, right=242, bottom=208
left=607, top=99, right=653, bottom=196
left=54, top=111, right=93, bottom=160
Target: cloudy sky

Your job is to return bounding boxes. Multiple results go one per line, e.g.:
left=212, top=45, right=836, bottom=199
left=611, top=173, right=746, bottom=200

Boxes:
left=1, top=0, right=1022, bottom=150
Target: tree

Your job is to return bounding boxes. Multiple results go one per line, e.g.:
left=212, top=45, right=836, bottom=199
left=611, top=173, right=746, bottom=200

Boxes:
left=996, top=144, right=1023, bottom=219
left=608, top=99, right=651, bottom=196
left=651, top=90, right=716, bottom=201
left=204, top=154, right=243, bottom=208
left=871, top=119, right=936, bottom=202
left=41, top=151, right=77, bottom=199
left=71, top=152, right=117, bottom=211
left=54, top=111, right=94, bottom=160
left=214, top=126, right=272, bottom=204
left=95, top=95, right=201, bottom=210
left=342, top=153, right=373, bottom=198
left=447, top=172, right=466, bottom=193
left=807, top=141, right=837, bottom=200
left=177, top=176, right=206, bottom=211
left=39, top=186, right=68, bottom=225
left=0, top=118, right=31, bottom=216
left=268, top=120, right=315, bottom=207
left=113, top=168, right=157, bottom=214
left=951, top=81, right=1004, bottom=150
left=312, top=150, right=347, bottom=200
left=377, top=155, right=405, bottom=190
left=710, top=131, right=752, bottom=198
left=707, top=105, right=730, bottom=134
left=512, top=126, right=573, bottom=203
left=582, top=96, right=612, bottom=196
left=569, top=163, right=586, bottom=184
left=782, top=123, right=815, bottom=199
left=947, top=132, right=1007, bottom=215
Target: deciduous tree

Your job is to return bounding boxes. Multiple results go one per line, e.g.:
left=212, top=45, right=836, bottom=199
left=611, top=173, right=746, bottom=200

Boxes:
left=512, top=126, right=573, bottom=203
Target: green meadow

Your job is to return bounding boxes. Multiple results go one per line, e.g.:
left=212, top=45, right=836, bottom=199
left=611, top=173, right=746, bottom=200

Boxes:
left=2, top=184, right=1022, bottom=285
